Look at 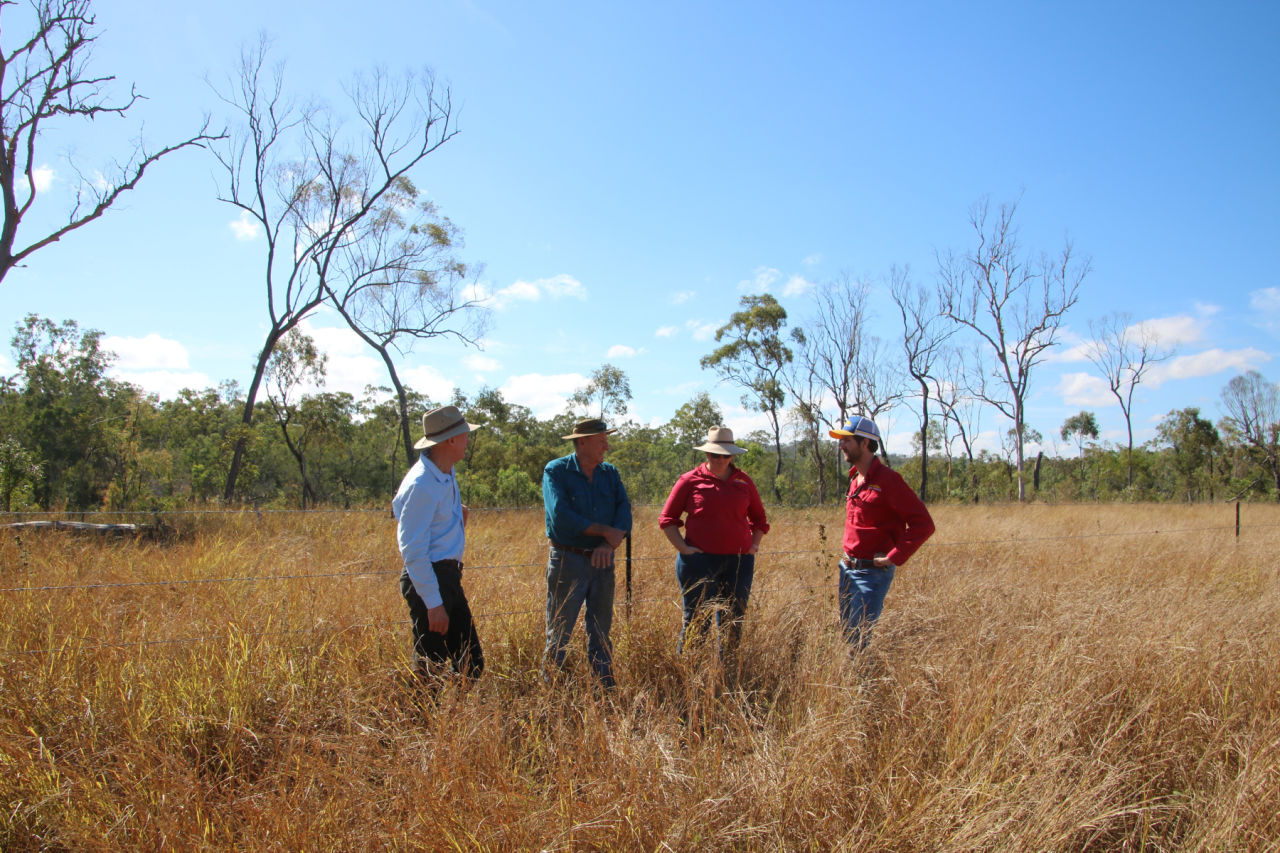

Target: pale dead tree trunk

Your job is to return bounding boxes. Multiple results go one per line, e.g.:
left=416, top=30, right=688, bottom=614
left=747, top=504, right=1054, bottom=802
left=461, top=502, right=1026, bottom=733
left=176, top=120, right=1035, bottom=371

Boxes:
left=854, top=333, right=907, bottom=462
left=890, top=266, right=954, bottom=503
left=0, top=0, right=221, bottom=287
left=932, top=345, right=987, bottom=501
left=789, top=275, right=868, bottom=489
left=938, top=197, right=1087, bottom=501
left=212, top=41, right=462, bottom=500
left=1086, top=312, right=1173, bottom=488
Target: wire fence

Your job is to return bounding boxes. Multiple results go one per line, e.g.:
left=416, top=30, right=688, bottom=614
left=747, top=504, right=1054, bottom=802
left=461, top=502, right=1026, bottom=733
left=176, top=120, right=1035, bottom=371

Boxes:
left=4, top=510, right=1277, bottom=656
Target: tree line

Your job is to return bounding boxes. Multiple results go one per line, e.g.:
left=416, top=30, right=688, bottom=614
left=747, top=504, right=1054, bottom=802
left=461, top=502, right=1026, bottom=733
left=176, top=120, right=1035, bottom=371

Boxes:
left=2, top=310, right=1277, bottom=512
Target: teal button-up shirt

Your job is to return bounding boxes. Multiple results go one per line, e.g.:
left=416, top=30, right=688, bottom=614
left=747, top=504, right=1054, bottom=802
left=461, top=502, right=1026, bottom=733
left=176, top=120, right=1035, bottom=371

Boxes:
left=542, top=452, right=632, bottom=549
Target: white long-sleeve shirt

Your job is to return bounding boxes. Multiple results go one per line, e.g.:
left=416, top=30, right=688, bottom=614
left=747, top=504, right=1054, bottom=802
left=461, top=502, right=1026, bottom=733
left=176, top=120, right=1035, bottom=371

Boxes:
left=391, top=452, right=465, bottom=609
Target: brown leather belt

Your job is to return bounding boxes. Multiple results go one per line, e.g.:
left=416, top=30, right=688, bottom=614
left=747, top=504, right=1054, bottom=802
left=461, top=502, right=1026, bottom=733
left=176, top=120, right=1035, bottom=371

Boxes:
left=844, top=555, right=882, bottom=570
left=551, top=542, right=595, bottom=556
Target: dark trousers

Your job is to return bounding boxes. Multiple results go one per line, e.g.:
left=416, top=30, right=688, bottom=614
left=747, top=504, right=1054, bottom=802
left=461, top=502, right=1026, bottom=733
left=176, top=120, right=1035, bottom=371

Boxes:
left=400, top=561, right=483, bottom=679
left=675, top=551, right=754, bottom=658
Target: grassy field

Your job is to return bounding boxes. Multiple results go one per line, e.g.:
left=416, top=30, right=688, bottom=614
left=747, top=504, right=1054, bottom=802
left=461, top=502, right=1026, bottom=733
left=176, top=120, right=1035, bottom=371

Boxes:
left=2, top=503, right=1278, bottom=851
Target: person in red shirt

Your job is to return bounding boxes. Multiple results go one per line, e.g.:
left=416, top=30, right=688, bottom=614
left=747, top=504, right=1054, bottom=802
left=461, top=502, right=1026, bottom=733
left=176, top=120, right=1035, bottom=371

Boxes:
left=830, top=416, right=935, bottom=649
left=659, top=426, right=769, bottom=663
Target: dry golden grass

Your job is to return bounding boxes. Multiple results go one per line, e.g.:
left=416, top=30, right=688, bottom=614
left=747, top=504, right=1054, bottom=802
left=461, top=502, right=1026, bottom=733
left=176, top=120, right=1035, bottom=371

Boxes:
left=2, top=504, right=1278, bottom=851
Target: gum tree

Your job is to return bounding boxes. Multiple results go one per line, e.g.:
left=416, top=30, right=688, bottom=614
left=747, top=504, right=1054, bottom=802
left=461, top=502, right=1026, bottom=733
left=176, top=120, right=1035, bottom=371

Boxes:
left=939, top=197, right=1088, bottom=500
left=212, top=42, right=467, bottom=500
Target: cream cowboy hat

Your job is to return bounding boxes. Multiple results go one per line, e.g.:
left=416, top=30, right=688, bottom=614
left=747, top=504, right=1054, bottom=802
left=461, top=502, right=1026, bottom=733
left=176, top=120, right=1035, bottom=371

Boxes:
left=693, top=426, right=748, bottom=456
left=562, top=418, right=617, bottom=440
left=414, top=405, right=481, bottom=449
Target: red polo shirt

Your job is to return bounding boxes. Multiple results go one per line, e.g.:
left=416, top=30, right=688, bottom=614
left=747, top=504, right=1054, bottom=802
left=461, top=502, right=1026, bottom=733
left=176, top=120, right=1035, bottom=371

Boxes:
left=659, top=464, right=769, bottom=554
left=843, top=457, right=935, bottom=566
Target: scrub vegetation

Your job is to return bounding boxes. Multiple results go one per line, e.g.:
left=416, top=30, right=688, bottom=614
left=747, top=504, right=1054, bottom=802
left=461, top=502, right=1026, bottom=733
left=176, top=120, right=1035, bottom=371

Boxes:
left=2, top=503, right=1278, bottom=850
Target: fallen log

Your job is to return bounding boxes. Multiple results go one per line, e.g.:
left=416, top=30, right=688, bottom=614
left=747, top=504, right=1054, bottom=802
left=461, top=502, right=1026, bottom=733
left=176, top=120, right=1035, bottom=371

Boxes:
left=2, top=520, right=155, bottom=536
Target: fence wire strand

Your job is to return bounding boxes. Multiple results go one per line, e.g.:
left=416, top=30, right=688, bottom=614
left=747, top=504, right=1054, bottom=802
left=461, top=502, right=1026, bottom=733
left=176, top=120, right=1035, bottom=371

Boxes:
left=4, top=511, right=1277, bottom=656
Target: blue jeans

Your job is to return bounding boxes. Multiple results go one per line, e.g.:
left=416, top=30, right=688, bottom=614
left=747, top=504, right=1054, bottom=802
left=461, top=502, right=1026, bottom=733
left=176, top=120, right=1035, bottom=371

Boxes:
left=545, top=547, right=615, bottom=686
left=675, top=552, right=754, bottom=658
left=838, top=559, right=895, bottom=648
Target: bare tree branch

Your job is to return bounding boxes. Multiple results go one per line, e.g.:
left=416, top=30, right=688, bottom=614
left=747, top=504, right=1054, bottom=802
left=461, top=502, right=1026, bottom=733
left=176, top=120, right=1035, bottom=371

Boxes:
left=0, top=0, right=222, bottom=285
left=938, top=196, right=1088, bottom=500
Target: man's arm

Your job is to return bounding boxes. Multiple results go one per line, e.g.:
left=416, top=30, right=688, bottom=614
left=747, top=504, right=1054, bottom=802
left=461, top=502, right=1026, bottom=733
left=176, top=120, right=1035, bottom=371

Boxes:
left=397, top=478, right=449, bottom=633
left=612, top=466, right=633, bottom=535
left=542, top=462, right=594, bottom=539
left=882, top=476, right=935, bottom=566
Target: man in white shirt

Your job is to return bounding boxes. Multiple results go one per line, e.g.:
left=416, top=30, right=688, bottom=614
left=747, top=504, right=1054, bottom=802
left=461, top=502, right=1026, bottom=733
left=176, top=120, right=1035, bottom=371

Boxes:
left=393, top=405, right=483, bottom=680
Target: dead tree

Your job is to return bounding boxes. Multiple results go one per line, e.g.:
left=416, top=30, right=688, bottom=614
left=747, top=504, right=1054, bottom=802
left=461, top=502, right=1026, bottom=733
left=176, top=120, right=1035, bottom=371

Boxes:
left=0, top=0, right=219, bottom=286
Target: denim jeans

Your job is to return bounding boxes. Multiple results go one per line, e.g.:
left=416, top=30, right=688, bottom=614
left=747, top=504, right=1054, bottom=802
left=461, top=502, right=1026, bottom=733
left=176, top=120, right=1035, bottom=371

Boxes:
left=545, top=547, right=616, bottom=686
left=675, top=551, right=754, bottom=658
left=838, top=559, right=895, bottom=649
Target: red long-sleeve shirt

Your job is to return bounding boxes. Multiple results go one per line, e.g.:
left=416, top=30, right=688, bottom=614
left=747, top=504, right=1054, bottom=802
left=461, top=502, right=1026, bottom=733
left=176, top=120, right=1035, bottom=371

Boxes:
left=658, top=464, right=770, bottom=554
left=843, top=457, right=935, bottom=566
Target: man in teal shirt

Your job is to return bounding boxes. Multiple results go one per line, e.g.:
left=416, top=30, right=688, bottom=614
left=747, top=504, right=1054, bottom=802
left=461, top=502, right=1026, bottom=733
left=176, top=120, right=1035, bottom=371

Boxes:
left=542, top=418, right=632, bottom=687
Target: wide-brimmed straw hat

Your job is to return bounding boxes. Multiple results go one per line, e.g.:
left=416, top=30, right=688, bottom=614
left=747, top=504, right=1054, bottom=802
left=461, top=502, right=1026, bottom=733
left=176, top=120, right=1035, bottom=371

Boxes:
left=562, top=418, right=617, bottom=440
left=414, top=405, right=481, bottom=449
left=828, top=416, right=881, bottom=442
left=694, top=426, right=747, bottom=456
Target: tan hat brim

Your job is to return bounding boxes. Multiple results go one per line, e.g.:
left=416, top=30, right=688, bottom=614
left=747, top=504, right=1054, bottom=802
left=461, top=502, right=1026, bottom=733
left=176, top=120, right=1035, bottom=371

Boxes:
left=562, top=428, right=618, bottom=440
left=694, top=441, right=747, bottom=455
left=415, top=422, right=482, bottom=449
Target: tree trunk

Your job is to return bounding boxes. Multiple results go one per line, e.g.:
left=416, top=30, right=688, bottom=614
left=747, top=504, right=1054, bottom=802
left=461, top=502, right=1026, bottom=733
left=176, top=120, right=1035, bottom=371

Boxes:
left=223, top=333, right=281, bottom=501
left=918, top=385, right=930, bottom=502
left=770, top=408, right=783, bottom=502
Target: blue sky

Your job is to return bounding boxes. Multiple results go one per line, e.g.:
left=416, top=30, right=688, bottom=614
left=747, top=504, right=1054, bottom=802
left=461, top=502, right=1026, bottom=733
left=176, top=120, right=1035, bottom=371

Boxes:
left=3, top=1, right=1278, bottom=458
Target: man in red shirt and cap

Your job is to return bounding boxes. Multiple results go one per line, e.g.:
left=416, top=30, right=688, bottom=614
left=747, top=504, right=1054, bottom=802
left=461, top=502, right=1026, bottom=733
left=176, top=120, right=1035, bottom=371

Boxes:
left=830, top=416, right=935, bottom=649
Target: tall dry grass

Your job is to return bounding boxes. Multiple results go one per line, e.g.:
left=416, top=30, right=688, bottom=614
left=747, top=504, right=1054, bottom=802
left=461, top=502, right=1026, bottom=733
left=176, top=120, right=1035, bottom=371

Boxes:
left=1, top=504, right=1278, bottom=851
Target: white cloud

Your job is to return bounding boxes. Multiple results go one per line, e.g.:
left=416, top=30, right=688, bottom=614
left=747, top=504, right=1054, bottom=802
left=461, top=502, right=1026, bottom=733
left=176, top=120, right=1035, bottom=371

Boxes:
left=110, top=369, right=213, bottom=399
left=1053, top=330, right=1096, bottom=363
left=1251, top=287, right=1280, bottom=333
left=464, top=354, right=501, bottom=372
left=477, top=274, right=587, bottom=310
left=103, top=334, right=191, bottom=370
left=687, top=319, right=718, bottom=341
left=739, top=266, right=782, bottom=293
left=802, top=254, right=823, bottom=267
left=1056, top=312, right=1209, bottom=365
left=288, top=318, right=408, bottom=398
left=781, top=274, right=815, bottom=297
left=655, top=325, right=679, bottom=338
left=1147, top=347, right=1271, bottom=387
left=1131, top=314, right=1205, bottom=348
left=1250, top=287, right=1280, bottom=313
left=229, top=210, right=262, bottom=241
left=32, top=165, right=55, bottom=193
left=300, top=318, right=365, bottom=358
left=460, top=281, right=492, bottom=304
left=1056, top=372, right=1117, bottom=407
left=661, top=380, right=704, bottom=397
left=500, top=372, right=585, bottom=419
left=606, top=344, right=643, bottom=358
left=400, top=364, right=458, bottom=403
left=671, top=290, right=696, bottom=305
